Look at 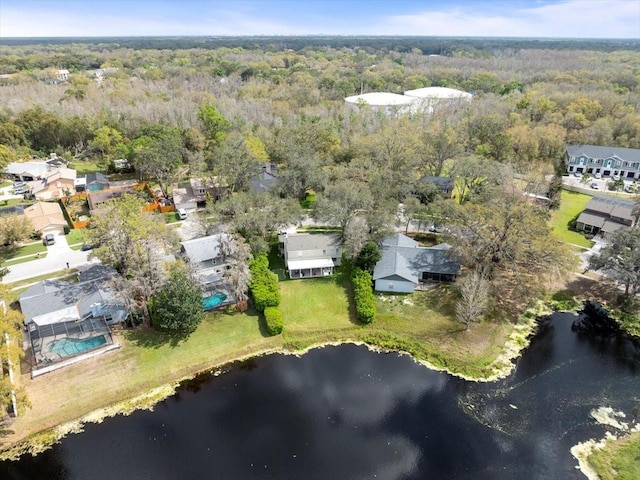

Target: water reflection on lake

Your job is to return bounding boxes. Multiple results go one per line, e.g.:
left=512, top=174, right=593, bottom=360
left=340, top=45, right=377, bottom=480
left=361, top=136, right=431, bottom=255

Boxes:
left=1, top=311, right=638, bottom=479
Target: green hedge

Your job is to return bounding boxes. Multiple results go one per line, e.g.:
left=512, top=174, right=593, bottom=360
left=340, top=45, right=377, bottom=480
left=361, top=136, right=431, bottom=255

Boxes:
left=264, top=306, right=284, bottom=335
left=249, top=253, right=281, bottom=311
left=351, top=267, right=376, bottom=324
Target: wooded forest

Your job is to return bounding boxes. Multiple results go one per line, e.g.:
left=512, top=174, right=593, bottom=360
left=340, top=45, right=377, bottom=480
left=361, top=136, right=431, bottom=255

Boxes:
left=1, top=37, right=639, bottom=312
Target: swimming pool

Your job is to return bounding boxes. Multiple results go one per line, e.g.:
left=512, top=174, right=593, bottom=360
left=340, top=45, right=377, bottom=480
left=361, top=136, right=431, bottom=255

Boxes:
left=203, top=292, right=227, bottom=310
left=48, top=335, right=108, bottom=357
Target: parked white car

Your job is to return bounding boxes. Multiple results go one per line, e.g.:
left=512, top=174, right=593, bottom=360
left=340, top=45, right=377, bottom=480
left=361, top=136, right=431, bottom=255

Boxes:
left=177, top=208, right=188, bottom=220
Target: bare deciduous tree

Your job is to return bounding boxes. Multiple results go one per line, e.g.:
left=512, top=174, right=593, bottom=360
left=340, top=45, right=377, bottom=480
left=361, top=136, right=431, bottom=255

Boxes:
left=455, top=270, right=490, bottom=331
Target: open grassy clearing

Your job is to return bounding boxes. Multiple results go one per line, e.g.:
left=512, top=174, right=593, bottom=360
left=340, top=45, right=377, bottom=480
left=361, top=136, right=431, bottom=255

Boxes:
left=549, top=190, right=594, bottom=248
left=588, top=432, right=640, bottom=480
left=70, top=160, right=104, bottom=175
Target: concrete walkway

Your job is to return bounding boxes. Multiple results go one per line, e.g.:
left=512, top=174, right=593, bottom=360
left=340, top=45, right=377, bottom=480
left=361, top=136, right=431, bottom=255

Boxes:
left=2, top=232, right=96, bottom=284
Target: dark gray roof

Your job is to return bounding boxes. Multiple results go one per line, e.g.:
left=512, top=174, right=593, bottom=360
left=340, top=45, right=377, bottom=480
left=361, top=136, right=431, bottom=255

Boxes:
left=584, top=196, right=635, bottom=220
left=382, top=233, right=418, bottom=248
left=566, top=145, right=640, bottom=162
left=77, top=264, right=118, bottom=283
left=576, top=212, right=606, bottom=229
left=86, top=172, right=109, bottom=185
left=284, top=234, right=341, bottom=252
left=373, top=233, right=460, bottom=282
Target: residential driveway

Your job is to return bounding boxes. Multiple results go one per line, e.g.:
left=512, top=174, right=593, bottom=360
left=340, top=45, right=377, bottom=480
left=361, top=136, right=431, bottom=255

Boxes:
left=175, top=215, right=207, bottom=241
left=2, top=231, right=97, bottom=284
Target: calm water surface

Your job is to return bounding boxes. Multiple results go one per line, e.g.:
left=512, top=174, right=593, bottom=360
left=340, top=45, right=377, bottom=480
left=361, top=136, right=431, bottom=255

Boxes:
left=1, top=311, right=639, bottom=479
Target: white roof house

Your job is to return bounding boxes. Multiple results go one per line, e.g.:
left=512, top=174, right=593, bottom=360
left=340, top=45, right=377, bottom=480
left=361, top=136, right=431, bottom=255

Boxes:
left=4, top=161, right=51, bottom=181
left=344, top=92, right=418, bottom=116
left=404, top=87, right=472, bottom=112
left=404, top=87, right=473, bottom=100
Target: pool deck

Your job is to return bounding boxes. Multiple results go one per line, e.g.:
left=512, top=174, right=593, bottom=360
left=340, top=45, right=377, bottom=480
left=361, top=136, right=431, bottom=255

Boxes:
left=31, top=342, right=121, bottom=378
left=202, top=283, right=235, bottom=310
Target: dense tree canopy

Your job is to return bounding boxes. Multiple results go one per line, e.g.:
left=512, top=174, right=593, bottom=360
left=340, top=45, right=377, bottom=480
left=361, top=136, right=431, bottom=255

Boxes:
left=150, top=263, right=204, bottom=339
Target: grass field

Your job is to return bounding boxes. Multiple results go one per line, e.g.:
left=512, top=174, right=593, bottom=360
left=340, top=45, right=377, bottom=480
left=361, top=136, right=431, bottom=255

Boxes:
left=549, top=190, right=593, bottom=247
left=70, top=160, right=104, bottom=175
left=588, top=432, right=640, bottom=480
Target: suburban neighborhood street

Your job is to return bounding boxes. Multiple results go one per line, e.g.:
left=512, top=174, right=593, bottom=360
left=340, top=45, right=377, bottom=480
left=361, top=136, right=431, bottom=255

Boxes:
left=2, top=232, right=96, bottom=284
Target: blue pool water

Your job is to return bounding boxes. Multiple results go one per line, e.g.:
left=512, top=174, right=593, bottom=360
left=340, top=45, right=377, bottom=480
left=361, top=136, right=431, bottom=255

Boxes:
left=203, top=292, right=227, bottom=310
left=48, top=335, right=107, bottom=357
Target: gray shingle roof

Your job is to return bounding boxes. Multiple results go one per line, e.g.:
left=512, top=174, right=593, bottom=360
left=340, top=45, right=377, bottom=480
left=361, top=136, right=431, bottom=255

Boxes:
left=584, top=197, right=635, bottom=221
left=576, top=212, right=606, bottom=229
left=18, top=269, right=126, bottom=324
left=181, top=234, right=231, bottom=264
left=250, top=171, right=278, bottom=194
left=284, top=234, right=341, bottom=252
left=566, top=145, right=640, bottom=163
left=373, top=233, right=460, bottom=282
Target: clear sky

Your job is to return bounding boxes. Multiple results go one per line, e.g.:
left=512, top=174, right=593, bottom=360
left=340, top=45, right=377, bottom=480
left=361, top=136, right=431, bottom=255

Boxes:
left=0, top=0, right=638, bottom=38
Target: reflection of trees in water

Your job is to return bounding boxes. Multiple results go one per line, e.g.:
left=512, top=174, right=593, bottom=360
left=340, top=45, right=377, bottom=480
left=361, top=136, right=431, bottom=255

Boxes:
left=0, top=448, right=67, bottom=480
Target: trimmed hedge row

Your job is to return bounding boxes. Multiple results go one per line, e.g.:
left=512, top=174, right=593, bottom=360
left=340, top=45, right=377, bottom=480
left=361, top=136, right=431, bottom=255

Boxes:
left=249, top=254, right=281, bottom=312
left=249, top=254, right=283, bottom=336
left=351, top=267, right=376, bottom=324
left=264, top=306, right=284, bottom=335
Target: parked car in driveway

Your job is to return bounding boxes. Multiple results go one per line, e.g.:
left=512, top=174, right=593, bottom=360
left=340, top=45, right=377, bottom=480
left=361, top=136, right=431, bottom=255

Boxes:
left=594, top=172, right=602, bottom=179
left=43, top=234, right=55, bottom=245
left=590, top=182, right=599, bottom=190
left=177, top=208, right=188, bottom=220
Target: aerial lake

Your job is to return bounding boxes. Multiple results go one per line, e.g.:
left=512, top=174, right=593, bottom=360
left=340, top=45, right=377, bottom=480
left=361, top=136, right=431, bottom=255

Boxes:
left=1, top=309, right=639, bottom=479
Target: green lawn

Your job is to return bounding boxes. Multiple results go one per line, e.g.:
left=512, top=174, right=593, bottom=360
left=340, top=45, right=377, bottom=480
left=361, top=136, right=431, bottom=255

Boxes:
left=588, top=432, right=640, bottom=480
left=164, top=211, right=180, bottom=224
left=300, top=192, right=317, bottom=209
left=70, top=160, right=105, bottom=175
left=5, top=310, right=281, bottom=451
left=549, top=190, right=593, bottom=248
left=371, top=288, right=512, bottom=375
left=0, top=181, right=12, bottom=188
left=3, top=273, right=522, bottom=456
left=1, top=241, right=47, bottom=266
left=66, top=229, right=85, bottom=247
left=280, top=272, right=356, bottom=345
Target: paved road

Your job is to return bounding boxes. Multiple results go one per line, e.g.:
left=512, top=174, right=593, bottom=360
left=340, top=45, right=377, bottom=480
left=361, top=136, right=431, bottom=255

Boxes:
left=2, top=232, right=96, bottom=284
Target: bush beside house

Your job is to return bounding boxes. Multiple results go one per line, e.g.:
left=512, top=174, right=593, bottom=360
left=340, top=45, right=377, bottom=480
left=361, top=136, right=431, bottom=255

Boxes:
left=352, top=267, right=376, bottom=324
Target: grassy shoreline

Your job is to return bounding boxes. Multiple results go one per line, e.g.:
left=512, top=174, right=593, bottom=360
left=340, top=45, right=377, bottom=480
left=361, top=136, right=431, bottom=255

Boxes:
left=2, top=272, right=636, bottom=477
left=0, top=273, right=545, bottom=460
